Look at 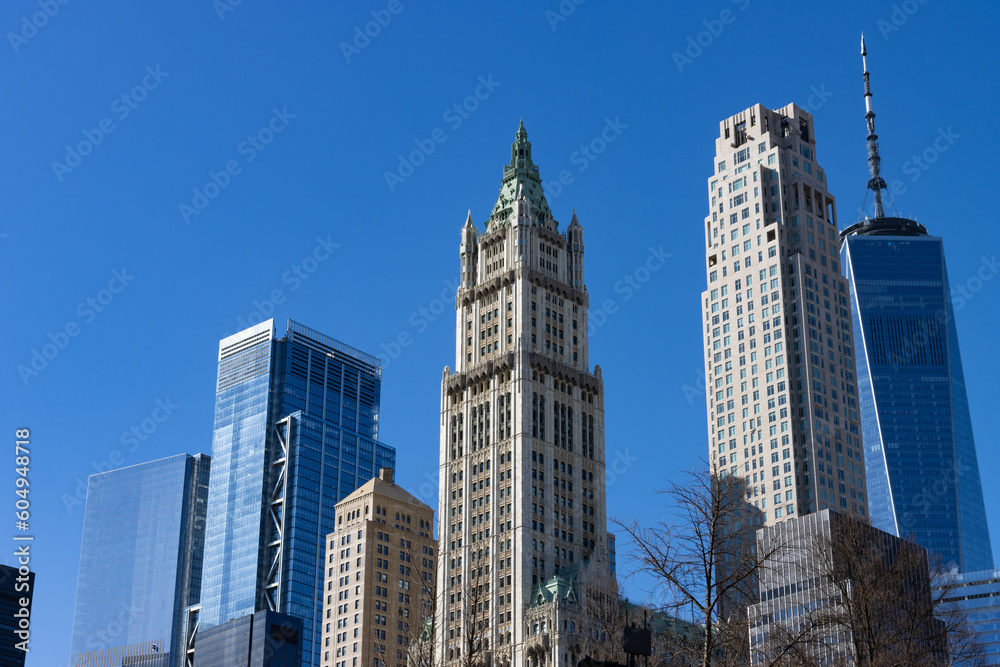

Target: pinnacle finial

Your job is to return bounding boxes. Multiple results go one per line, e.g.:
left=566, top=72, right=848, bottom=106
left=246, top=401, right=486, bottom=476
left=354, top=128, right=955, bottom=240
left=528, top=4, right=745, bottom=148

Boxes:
left=516, top=119, right=527, bottom=139
left=570, top=209, right=579, bottom=225
left=464, top=209, right=474, bottom=227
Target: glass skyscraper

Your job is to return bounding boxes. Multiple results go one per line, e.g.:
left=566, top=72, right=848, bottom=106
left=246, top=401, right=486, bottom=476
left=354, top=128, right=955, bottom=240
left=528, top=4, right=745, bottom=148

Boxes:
left=198, top=319, right=395, bottom=667
left=938, top=568, right=1000, bottom=665
left=841, top=219, right=993, bottom=572
left=70, top=453, right=211, bottom=667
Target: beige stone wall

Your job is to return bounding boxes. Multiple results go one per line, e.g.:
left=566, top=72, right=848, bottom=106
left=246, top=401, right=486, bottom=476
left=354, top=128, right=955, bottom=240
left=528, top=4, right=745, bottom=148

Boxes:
left=321, top=471, right=436, bottom=667
left=703, top=104, right=867, bottom=528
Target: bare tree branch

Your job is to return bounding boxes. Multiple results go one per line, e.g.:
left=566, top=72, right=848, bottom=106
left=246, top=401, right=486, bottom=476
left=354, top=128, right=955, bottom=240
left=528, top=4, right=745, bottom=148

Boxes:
left=614, top=461, right=781, bottom=667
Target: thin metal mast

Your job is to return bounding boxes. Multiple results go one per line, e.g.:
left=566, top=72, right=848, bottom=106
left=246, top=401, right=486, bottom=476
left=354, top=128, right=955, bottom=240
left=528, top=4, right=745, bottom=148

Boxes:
left=862, top=33, right=887, bottom=219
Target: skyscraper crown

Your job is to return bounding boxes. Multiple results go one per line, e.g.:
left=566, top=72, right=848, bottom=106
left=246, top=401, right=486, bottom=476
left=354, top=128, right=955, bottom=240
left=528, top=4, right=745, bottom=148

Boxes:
left=487, top=121, right=556, bottom=233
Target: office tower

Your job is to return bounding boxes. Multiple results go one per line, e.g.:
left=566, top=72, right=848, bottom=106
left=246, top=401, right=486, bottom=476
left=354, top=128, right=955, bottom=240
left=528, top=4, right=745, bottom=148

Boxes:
left=69, top=453, right=211, bottom=667
left=436, top=123, right=612, bottom=667
left=319, top=468, right=436, bottom=667
left=748, top=509, right=944, bottom=666
left=703, top=103, right=866, bottom=525
left=193, top=611, right=302, bottom=667
left=0, top=564, right=33, bottom=667
left=840, top=38, right=993, bottom=573
left=937, top=569, right=1000, bottom=665
left=197, top=319, right=395, bottom=667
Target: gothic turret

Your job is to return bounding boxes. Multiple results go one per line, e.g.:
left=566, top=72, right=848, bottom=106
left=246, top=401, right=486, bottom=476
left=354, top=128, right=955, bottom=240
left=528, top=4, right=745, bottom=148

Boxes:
left=488, top=122, right=555, bottom=232
left=565, top=209, right=585, bottom=288
left=460, top=209, right=478, bottom=288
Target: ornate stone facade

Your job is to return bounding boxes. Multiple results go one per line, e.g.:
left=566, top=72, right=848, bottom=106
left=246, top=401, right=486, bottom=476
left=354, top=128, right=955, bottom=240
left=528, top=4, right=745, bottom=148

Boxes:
left=436, top=124, right=611, bottom=667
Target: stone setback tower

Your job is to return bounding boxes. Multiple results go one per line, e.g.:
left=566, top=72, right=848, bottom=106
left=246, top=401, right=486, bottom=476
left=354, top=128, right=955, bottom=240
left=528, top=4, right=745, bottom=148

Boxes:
left=702, top=105, right=867, bottom=526
left=436, top=123, right=611, bottom=667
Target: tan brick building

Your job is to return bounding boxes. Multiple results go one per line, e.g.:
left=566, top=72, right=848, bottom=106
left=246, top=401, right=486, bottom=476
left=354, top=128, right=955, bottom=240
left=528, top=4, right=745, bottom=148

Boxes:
left=320, top=469, right=436, bottom=667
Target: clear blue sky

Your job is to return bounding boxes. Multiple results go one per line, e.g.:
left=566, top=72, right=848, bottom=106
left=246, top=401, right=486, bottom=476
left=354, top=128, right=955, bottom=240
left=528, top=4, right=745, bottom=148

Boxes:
left=3, top=1, right=999, bottom=664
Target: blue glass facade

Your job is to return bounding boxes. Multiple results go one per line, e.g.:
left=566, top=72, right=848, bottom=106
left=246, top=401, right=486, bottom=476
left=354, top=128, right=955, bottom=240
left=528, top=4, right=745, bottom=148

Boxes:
left=193, top=610, right=302, bottom=667
left=939, top=569, right=1000, bottom=665
left=841, top=223, right=993, bottom=573
left=70, top=453, right=211, bottom=667
left=199, top=319, right=395, bottom=667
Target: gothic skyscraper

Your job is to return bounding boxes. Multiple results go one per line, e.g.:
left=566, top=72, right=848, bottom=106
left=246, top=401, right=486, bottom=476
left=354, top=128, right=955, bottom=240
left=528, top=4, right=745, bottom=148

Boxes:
left=436, top=123, right=612, bottom=666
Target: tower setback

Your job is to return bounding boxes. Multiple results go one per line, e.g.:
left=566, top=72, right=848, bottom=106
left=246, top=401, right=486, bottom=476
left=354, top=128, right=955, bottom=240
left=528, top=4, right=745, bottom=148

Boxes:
left=436, top=123, right=612, bottom=667
left=702, top=103, right=867, bottom=526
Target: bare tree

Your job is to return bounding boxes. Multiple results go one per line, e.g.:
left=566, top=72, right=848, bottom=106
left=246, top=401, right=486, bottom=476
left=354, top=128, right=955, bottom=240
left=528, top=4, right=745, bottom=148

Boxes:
left=460, top=565, right=491, bottom=667
left=401, top=539, right=438, bottom=667
left=405, top=593, right=437, bottom=667
left=579, top=575, right=629, bottom=663
left=615, top=461, right=783, bottom=667
left=752, top=512, right=986, bottom=667
left=371, top=543, right=436, bottom=667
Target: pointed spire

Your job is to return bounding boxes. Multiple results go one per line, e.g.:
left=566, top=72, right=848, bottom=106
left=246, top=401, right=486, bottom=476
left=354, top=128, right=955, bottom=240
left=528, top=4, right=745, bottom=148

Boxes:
left=506, top=120, right=534, bottom=175
left=464, top=209, right=474, bottom=228
left=861, top=33, right=887, bottom=219
left=488, top=119, right=554, bottom=233
left=569, top=209, right=580, bottom=226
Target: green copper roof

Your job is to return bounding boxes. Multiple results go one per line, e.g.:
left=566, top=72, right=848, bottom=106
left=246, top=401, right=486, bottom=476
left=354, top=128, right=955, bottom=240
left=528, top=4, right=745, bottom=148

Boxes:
left=486, top=122, right=556, bottom=234
left=529, top=565, right=579, bottom=607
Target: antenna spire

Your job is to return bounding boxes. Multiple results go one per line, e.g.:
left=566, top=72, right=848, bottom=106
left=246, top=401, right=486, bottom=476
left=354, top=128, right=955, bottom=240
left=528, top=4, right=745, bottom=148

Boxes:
left=862, top=33, right=887, bottom=219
